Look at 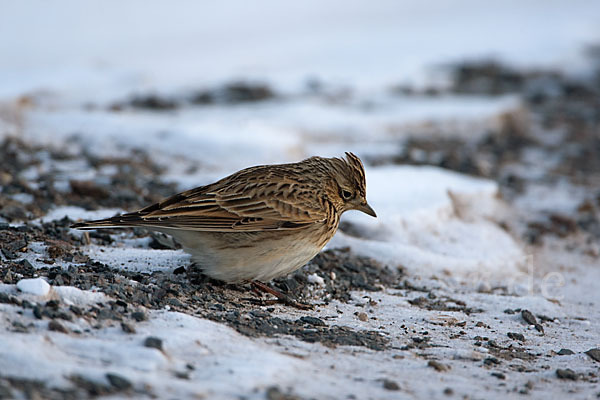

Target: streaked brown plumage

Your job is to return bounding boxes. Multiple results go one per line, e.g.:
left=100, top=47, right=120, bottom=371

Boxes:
left=72, top=152, right=376, bottom=283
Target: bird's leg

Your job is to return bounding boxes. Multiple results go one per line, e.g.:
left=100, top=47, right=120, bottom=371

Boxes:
left=250, top=281, right=312, bottom=310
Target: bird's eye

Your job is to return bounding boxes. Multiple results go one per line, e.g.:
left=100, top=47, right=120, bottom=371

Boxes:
left=341, top=189, right=353, bottom=200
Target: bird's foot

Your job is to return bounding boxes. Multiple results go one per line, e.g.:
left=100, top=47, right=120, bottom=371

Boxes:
left=250, top=281, right=313, bottom=310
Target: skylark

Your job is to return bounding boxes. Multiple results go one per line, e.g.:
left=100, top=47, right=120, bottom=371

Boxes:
left=72, top=152, right=376, bottom=306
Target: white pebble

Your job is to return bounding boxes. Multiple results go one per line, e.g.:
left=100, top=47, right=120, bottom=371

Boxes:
left=307, top=273, right=325, bottom=286
left=16, top=278, right=51, bottom=296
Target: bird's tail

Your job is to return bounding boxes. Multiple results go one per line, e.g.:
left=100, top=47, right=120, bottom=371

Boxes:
left=71, top=213, right=143, bottom=230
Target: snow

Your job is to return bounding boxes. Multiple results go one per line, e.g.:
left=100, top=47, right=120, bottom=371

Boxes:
left=329, top=165, right=524, bottom=278
left=2, top=1, right=600, bottom=99
left=53, top=286, right=108, bottom=306
left=16, top=278, right=51, bottom=296
left=39, top=206, right=124, bottom=224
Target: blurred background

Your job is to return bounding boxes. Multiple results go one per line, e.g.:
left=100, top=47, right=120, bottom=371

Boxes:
left=1, top=1, right=599, bottom=167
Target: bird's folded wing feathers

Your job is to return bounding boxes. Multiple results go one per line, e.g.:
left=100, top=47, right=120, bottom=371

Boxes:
left=82, top=182, right=328, bottom=232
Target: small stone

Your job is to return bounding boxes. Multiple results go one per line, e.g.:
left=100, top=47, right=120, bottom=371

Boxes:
left=18, top=259, right=34, bottom=269
left=585, top=348, right=600, bottom=362
left=121, top=322, right=136, bottom=334
left=382, top=379, right=400, bottom=391
left=106, top=373, right=132, bottom=390
left=521, top=310, right=544, bottom=333
left=173, top=266, right=186, bottom=275
left=357, top=312, right=368, bottom=322
left=556, top=368, right=577, bottom=380
left=48, top=320, right=69, bottom=333
left=299, top=316, right=326, bottom=326
left=428, top=360, right=449, bottom=372
left=144, top=336, right=163, bottom=350
left=174, top=371, right=190, bottom=380
left=491, top=372, right=506, bottom=380
left=266, top=386, right=290, bottom=400
left=443, top=387, right=454, bottom=396
left=16, top=278, right=51, bottom=296
left=131, top=311, right=147, bottom=322
left=483, top=357, right=500, bottom=366
left=507, top=332, right=525, bottom=342
left=557, top=348, right=574, bottom=355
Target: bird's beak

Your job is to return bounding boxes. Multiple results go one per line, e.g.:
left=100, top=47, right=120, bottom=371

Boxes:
left=357, top=202, right=377, bottom=218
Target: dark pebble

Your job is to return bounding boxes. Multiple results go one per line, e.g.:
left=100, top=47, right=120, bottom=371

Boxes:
left=557, top=348, right=575, bottom=355
left=491, top=372, right=506, bottom=380
left=521, top=310, right=544, bottom=333
left=115, top=300, right=128, bottom=309
left=0, top=292, right=21, bottom=306
left=48, top=320, right=69, bottom=333
left=18, top=259, right=34, bottom=269
left=428, top=360, right=449, bottom=372
left=33, top=306, right=43, bottom=319
left=131, top=311, right=147, bottom=322
left=173, top=266, right=186, bottom=275
left=483, top=357, right=500, bottom=366
left=556, top=368, right=577, bottom=381
left=299, top=316, right=326, bottom=326
left=382, top=379, right=400, bottom=391
left=106, top=373, right=132, bottom=391
left=507, top=332, right=525, bottom=342
left=443, top=387, right=454, bottom=396
left=556, top=368, right=578, bottom=380
left=144, top=336, right=163, bottom=350
left=69, top=375, right=111, bottom=396
left=121, top=322, right=136, bottom=334
left=585, top=348, right=600, bottom=362
left=174, top=371, right=190, bottom=380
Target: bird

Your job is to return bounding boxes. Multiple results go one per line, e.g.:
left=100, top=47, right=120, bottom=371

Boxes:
left=72, top=152, right=376, bottom=307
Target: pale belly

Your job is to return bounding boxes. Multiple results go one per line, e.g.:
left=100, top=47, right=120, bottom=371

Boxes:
left=163, top=226, right=330, bottom=283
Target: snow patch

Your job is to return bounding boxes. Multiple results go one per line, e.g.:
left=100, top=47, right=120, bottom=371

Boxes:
left=330, top=165, right=524, bottom=280
left=16, top=278, right=51, bottom=296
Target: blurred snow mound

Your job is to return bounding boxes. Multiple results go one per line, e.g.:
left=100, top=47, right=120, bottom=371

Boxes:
left=330, top=165, right=524, bottom=280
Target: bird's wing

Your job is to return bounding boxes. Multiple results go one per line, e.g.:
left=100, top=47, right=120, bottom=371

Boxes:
left=73, top=180, right=328, bottom=232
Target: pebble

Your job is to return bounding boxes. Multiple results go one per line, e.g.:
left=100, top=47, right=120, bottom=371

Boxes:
left=507, top=332, right=525, bottom=342
left=16, top=278, right=51, bottom=296
left=585, top=348, right=600, bottom=362
left=382, top=379, right=400, bottom=391
left=121, top=322, right=136, bottom=334
left=356, top=312, right=368, bottom=322
left=48, top=320, right=69, bottom=333
left=556, top=368, right=577, bottom=380
left=557, top=348, right=574, bottom=355
left=106, top=373, right=132, bottom=390
left=131, top=311, right=147, bottom=322
left=144, top=336, right=163, bottom=350
left=428, top=360, right=449, bottom=372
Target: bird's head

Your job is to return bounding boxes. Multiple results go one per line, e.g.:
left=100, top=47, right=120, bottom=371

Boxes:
left=326, top=152, right=377, bottom=218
